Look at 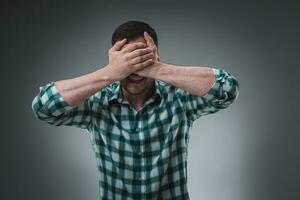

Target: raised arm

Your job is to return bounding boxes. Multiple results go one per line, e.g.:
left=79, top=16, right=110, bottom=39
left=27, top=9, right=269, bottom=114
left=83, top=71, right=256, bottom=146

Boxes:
left=32, top=38, right=155, bottom=129
left=135, top=31, right=240, bottom=121
left=154, top=64, right=239, bottom=120
left=152, top=63, right=217, bottom=97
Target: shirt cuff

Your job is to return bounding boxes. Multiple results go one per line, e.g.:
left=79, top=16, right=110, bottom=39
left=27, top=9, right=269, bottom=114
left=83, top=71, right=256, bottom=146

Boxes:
left=40, top=81, right=74, bottom=115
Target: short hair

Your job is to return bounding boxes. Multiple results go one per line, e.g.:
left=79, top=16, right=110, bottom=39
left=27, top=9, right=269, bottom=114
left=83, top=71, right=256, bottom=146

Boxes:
left=111, top=20, right=158, bottom=47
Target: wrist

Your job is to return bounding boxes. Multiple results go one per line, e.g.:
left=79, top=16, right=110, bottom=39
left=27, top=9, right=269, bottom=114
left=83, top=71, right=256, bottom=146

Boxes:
left=93, top=66, right=115, bottom=84
left=152, top=62, right=172, bottom=79
left=149, top=62, right=162, bottom=79
left=153, top=62, right=181, bottom=86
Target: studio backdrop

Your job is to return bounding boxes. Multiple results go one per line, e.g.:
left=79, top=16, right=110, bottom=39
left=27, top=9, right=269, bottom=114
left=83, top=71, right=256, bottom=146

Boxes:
left=1, top=1, right=299, bottom=200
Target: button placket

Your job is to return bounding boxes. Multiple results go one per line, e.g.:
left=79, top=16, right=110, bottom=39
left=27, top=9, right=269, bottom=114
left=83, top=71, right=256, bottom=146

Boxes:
left=138, top=156, right=145, bottom=180
left=135, top=154, right=145, bottom=181
left=140, top=156, right=146, bottom=194
left=135, top=110, right=145, bottom=184
left=135, top=111, right=142, bottom=132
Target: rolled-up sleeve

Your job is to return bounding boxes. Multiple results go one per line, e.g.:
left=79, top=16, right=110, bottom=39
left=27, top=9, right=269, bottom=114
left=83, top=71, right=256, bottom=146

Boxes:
left=177, top=67, right=240, bottom=121
left=31, top=81, right=93, bottom=130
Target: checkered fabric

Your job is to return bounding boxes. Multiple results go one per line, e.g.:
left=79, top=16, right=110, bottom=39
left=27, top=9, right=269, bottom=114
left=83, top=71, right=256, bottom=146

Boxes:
left=32, top=67, right=239, bottom=199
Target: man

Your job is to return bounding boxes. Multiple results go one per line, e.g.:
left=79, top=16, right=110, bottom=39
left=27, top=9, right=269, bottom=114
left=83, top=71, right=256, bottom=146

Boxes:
left=32, top=21, right=240, bottom=199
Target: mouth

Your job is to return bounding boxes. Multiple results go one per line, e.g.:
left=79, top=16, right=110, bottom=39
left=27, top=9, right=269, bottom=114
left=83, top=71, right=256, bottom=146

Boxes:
left=127, top=74, right=145, bottom=83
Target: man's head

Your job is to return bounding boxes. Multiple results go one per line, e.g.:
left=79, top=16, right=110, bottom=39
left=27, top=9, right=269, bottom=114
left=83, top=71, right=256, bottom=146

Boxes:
left=111, top=20, right=158, bottom=48
left=111, top=21, right=159, bottom=98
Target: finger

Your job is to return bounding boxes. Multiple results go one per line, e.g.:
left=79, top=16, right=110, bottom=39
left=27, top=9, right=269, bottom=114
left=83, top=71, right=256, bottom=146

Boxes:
left=127, top=47, right=153, bottom=59
left=144, top=31, right=155, bottom=47
left=112, top=38, right=127, bottom=51
left=129, top=52, right=154, bottom=65
left=122, top=42, right=148, bottom=53
left=132, top=58, right=154, bottom=71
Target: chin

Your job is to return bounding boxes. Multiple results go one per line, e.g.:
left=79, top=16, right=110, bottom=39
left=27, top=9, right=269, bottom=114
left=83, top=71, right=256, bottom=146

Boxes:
left=120, top=78, right=153, bottom=95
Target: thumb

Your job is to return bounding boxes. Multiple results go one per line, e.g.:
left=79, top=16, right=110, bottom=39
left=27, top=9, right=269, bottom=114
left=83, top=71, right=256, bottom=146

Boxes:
left=112, top=38, right=127, bottom=51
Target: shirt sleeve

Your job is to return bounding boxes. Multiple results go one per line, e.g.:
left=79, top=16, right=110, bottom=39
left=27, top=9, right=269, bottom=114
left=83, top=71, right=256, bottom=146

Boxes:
left=31, top=81, right=94, bottom=130
left=175, top=67, right=240, bottom=122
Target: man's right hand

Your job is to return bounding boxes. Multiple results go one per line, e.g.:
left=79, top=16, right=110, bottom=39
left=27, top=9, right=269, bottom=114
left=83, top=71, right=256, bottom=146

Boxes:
left=105, top=38, right=155, bottom=82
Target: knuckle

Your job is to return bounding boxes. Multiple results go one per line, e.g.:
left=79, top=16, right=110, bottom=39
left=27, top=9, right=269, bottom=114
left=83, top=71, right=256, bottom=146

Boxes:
left=126, top=58, right=132, bottom=64
left=126, top=60, right=132, bottom=67
left=123, top=55, right=129, bottom=61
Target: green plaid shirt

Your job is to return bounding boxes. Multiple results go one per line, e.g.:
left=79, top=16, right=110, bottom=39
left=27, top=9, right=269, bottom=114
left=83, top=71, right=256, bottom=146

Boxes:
left=32, top=67, right=239, bottom=200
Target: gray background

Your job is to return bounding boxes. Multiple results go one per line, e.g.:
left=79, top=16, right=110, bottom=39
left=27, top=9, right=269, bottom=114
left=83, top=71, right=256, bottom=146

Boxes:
left=1, top=0, right=299, bottom=200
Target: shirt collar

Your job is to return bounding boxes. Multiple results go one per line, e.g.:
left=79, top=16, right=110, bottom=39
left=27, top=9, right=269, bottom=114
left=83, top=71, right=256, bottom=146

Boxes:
left=107, top=79, right=162, bottom=105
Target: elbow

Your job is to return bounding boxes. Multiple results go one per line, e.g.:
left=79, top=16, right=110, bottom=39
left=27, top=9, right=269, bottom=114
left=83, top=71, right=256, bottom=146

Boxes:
left=31, top=97, right=63, bottom=126
left=220, top=75, right=240, bottom=108
left=225, top=77, right=239, bottom=105
left=31, top=95, right=52, bottom=120
left=213, top=72, right=240, bottom=109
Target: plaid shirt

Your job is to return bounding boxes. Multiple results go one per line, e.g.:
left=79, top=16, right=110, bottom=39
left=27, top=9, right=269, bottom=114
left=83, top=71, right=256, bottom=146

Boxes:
left=32, top=67, right=239, bottom=199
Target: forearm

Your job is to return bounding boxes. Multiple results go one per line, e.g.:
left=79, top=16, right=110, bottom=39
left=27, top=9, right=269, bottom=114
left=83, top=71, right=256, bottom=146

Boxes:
left=55, top=66, right=113, bottom=107
left=153, top=63, right=216, bottom=96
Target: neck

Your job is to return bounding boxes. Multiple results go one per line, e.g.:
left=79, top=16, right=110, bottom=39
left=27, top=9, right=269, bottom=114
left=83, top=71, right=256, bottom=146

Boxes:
left=121, top=83, right=155, bottom=111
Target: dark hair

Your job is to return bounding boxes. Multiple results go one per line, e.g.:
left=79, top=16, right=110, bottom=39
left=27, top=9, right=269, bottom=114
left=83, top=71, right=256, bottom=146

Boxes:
left=111, top=20, right=158, bottom=47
